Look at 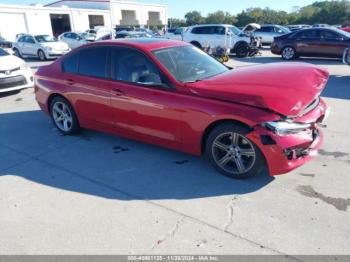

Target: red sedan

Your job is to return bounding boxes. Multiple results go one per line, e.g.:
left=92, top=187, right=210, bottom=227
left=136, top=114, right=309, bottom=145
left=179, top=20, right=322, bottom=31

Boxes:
left=35, top=39, right=330, bottom=179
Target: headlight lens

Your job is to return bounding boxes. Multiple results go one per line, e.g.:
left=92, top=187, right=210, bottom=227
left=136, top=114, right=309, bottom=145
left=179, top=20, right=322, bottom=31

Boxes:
left=20, top=63, right=29, bottom=70
left=45, top=46, right=52, bottom=51
left=263, top=121, right=311, bottom=136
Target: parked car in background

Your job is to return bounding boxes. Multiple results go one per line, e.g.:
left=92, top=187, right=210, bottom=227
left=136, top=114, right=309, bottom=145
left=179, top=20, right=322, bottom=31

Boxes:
left=287, top=24, right=311, bottom=32
left=253, top=24, right=291, bottom=45
left=35, top=39, right=329, bottom=179
left=341, top=27, right=350, bottom=33
left=13, top=34, right=70, bottom=61
left=58, top=32, right=95, bottom=49
left=165, top=27, right=186, bottom=41
left=115, top=31, right=151, bottom=39
left=182, top=24, right=256, bottom=57
left=271, top=28, right=350, bottom=60
left=0, top=36, right=14, bottom=55
left=0, top=48, right=34, bottom=93
left=313, top=24, right=330, bottom=28
left=343, top=48, right=350, bottom=65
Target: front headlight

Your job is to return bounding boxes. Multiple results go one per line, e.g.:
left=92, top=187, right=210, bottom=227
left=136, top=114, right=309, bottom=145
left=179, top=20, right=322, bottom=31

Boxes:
left=263, top=121, right=311, bottom=136
left=20, top=63, right=29, bottom=70
left=45, top=46, right=52, bottom=51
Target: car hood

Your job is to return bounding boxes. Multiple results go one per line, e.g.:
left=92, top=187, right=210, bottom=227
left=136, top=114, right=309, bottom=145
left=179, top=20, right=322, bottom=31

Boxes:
left=0, top=55, right=24, bottom=70
left=187, top=62, right=329, bottom=117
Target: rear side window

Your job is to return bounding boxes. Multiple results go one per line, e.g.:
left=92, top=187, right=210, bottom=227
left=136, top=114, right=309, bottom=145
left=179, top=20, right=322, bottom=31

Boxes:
left=78, top=47, right=108, bottom=78
left=258, top=26, right=274, bottom=32
left=62, top=52, right=79, bottom=74
left=192, top=26, right=214, bottom=34
left=294, top=30, right=319, bottom=39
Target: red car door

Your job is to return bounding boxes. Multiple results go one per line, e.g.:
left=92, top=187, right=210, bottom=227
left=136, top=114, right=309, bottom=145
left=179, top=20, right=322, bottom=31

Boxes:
left=61, top=46, right=113, bottom=127
left=109, top=46, right=182, bottom=149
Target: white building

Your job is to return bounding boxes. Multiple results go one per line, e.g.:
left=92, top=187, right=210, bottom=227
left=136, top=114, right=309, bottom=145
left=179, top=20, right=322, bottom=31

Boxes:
left=0, top=0, right=168, bottom=41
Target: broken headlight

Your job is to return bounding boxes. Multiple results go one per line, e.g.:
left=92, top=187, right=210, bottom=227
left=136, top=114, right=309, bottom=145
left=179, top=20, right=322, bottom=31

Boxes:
left=263, top=121, right=311, bottom=136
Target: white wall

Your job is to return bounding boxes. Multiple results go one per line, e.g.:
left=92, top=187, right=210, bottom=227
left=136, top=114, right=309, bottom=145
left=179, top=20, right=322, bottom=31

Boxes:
left=0, top=4, right=111, bottom=41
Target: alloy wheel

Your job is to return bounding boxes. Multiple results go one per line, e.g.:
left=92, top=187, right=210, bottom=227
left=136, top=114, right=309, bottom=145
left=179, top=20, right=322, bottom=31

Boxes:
left=282, top=47, right=295, bottom=60
left=211, top=132, right=256, bottom=175
left=52, top=101, right=73, bottom=132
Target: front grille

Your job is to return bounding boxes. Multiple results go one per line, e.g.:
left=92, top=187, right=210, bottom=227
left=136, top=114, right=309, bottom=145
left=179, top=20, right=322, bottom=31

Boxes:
left=0, top=75, right=27, bottom=89
left=0, top=67, right=20, bottom=74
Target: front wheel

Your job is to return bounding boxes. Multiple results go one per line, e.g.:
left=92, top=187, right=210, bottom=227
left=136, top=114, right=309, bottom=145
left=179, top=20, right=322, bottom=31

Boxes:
left=38, top=50, right=47, bottom=61
left=206, top=123, right=265, bottom=179
left=13, top=48, right=22, bottom=58
left=281, top=46, right=297, bottom=60
left=50, top=97, right=81, bottom=135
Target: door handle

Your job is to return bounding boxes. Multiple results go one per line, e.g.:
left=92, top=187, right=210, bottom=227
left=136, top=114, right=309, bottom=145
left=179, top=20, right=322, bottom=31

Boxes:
left=64, top=79, right=74, bottom=85
left=111, top=88, right=124, bottom=96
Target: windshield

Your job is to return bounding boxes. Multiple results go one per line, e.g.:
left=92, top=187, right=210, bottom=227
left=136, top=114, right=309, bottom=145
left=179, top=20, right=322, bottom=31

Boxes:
left=277, top=25, right=291, bottom=33
left=0, top=48, right=9, bottom=56
left=35, top=35, right=56, bottom=42
left=153, top=45, right=229, bottom=83
left=229, top=25, right=242, bottom=35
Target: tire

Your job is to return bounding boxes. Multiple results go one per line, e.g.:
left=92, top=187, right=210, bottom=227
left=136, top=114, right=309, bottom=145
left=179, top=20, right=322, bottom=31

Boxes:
left=49, top=96, right=81, bottom=135
left=13, top=48, right=21, bottom=58
left=190, top=41, right=202, bottom=49
left=206, top=123, right=265, bottom=179
left=38, top=49, right=47, bottom=61
left=281, top=46, right=297, bottom=60
left=234, top=42, right=249, bottom=58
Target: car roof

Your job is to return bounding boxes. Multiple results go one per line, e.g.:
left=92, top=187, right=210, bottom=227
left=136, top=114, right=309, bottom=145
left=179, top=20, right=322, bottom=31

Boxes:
left=84, top=38, right=189, bottom=51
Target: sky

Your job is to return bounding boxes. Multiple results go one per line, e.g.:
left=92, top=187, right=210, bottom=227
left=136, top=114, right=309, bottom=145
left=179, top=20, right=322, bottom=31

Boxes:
left=1, top=0, right=324, bottom=18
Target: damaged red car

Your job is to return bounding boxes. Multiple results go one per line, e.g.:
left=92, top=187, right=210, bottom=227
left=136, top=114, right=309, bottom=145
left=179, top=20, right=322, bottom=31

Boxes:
left=35, top=39, right=330, bottom=179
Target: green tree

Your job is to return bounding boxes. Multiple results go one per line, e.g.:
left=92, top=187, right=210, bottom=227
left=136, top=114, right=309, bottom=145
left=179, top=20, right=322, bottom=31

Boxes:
left=168, top=18, right=186, bottom=28
left=205, top=10, right=237, bottom=24
left=184, top=11, right=205, bottom=25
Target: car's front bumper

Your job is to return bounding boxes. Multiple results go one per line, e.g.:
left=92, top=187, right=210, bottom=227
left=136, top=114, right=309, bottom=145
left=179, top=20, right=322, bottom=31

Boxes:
left=0, top=68, right=34, bottom=93
left=247, top=98, right=329, bottom=176
left=45, top=49, right=70, bottom=58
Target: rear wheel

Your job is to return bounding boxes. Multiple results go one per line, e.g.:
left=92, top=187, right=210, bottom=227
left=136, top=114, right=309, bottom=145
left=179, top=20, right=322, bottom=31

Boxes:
left=206, top=123, right=265, bottom=179
left=281, top=46, right=296, bottom=60
left=38, top=49, right=47, bottom=61
left=50, top=96, right=80, bottom=135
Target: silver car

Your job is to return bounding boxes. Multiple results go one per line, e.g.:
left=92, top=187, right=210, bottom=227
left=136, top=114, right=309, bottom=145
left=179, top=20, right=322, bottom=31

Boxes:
left=13, top=34, right=70, bottom=61
left=254, top=24, right=291, bottom=45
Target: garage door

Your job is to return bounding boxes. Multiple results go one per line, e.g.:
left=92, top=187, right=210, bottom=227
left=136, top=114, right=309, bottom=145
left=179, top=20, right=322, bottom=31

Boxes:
left=0, top=12, right=28, bottom=41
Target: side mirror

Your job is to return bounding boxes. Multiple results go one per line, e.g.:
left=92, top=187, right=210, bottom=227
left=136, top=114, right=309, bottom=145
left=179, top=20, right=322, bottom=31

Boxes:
left=137, top=73, right=162, bottom=86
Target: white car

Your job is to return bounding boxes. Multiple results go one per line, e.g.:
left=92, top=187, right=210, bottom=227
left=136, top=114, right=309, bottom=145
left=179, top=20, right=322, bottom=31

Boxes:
left=0, top=48, right=34, bottom=93
left=58, top=32, right=95, bottom=49
left=182, top=24, right=253, bottom=57
left=13, top=34, right=70, bottom=61
left=253, top=24, right=291, bottom=45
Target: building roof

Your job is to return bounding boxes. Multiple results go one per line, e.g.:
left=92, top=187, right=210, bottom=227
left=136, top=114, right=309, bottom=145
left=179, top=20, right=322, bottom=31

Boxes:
left=45, top=0, right=110, bottom=10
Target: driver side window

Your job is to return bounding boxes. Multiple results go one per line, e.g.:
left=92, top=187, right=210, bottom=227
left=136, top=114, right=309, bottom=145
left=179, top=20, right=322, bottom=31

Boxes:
left=111, top=47, right=164, bottom=86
